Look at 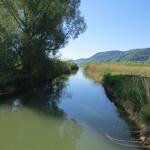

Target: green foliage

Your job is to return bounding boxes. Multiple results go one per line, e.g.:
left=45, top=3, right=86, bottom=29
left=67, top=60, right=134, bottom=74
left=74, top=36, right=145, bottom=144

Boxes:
left=0, top=0, right=84, bottom=89
left=103, top=75, right=150, bottom=124
left=139, top=105, right=150, bottom=124
left=0, top=60, right=78, bottom=92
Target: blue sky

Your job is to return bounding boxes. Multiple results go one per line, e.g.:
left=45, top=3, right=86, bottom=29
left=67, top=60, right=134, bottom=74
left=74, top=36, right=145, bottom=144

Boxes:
left=60, top=0, right=150, bottom=59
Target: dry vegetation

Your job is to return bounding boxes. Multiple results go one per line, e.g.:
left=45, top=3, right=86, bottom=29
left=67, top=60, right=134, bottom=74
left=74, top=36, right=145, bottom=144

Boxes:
left=84, top=62, right=150, bottom=125
left=84, top=62, right=150, bottom=82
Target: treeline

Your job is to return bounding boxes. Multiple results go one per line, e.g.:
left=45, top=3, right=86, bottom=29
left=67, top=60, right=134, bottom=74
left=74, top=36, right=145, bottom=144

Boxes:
left=0, top=60, right=78, bottom=93
left=0, top=0, right=86, bottom=92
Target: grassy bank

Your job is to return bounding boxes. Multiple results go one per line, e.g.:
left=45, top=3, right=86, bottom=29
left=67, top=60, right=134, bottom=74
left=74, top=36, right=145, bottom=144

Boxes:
left=84, top=62, right=150, bottom=80
left=0, top=60, right=78, bottom=96
left=84, top=62, right=150, bottom=139
left=103, top=74, right=150, bottom=124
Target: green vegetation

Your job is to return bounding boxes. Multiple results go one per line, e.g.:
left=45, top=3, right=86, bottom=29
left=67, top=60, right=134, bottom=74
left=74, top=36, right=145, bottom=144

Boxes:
left=0, top=0, right=85, bottom=94
left=0, top=60, right=79, bottom=95
left=75, top=48, right=150, bottom=64
left=103, top=74, right=150, bottom=125
left=84, top=62, right=150, bottom=125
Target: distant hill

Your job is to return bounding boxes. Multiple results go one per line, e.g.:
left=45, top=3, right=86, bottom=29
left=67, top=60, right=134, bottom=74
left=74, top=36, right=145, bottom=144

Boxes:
left=75, top=48, right=150, bottom=64
left=74, top=58, right=87, bottom=64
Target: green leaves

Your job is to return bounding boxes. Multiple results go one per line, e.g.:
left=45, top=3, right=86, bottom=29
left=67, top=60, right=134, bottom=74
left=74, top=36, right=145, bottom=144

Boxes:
left=0, top=0, right=86, bottom=77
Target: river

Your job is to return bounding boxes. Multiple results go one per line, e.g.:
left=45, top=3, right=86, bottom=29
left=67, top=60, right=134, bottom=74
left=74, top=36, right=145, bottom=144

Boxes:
left=0, top=69, right=141, bottom=150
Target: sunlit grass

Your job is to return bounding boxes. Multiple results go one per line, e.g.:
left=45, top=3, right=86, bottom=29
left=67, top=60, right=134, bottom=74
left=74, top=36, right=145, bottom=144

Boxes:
left=84, top=62, right=150, bottom=125
left=84, top=62, right=150, bottom=82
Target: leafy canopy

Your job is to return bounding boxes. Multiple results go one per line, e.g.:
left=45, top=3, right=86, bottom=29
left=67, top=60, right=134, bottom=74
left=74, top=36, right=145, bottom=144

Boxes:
left=0, top=0, right=86, bottom=75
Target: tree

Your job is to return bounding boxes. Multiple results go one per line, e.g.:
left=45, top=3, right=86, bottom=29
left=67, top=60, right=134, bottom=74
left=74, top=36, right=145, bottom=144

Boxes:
left=0, top=0, right=86, bottom=76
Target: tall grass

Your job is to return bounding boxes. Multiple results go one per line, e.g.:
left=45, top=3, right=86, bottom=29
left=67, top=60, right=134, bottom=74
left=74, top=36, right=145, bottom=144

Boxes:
left=103, top=75, right=150, bottom=124
left=84, top=62, right=150, bottom=78
left=138, top=78, right=150, bottom=124
left=84, top=62, right=150, bottom=125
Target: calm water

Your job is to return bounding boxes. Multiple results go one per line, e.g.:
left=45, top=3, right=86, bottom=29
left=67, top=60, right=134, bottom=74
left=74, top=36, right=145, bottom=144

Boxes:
left=0, top=70, right=141, bottom=150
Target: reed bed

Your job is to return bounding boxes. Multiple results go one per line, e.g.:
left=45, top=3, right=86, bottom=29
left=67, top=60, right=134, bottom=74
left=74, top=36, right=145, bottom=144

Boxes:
left=84, top=62, right=150, bottom=81
left=84, top=62, right=150, bottom=125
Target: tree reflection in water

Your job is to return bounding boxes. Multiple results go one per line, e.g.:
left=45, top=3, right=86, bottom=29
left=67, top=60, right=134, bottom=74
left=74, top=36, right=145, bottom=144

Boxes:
left=0, top=75, right=83, bottom=150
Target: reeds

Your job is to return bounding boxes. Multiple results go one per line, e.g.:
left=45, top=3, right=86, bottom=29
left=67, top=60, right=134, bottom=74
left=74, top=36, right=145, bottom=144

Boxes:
left=84, top=62, right=150, bottom=79
left=84, top=62, right=150, bottom=124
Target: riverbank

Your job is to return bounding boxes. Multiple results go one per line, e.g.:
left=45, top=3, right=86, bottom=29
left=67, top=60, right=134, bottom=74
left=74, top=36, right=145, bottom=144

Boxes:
left=0, top=60, right=78, bottom=97
left=84, top=62, right=150, bottom=147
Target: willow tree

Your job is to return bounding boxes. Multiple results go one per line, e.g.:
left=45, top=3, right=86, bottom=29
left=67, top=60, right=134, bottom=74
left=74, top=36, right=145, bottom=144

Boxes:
left=0, top=0, right=86, bottom=76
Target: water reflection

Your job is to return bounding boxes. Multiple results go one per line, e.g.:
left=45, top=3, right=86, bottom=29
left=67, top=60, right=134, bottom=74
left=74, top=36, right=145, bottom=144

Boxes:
left=0, top=70, right=142, bottom=150
left=0, top=75, right=84, bottom=150
left=0, top=76, right=70, bottom=117
left=12, top=99, right=23, bottom=112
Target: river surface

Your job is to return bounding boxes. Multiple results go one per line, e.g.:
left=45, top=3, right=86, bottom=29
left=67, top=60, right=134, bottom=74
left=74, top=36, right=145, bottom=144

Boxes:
left=0, top=70, right=141, bottom=150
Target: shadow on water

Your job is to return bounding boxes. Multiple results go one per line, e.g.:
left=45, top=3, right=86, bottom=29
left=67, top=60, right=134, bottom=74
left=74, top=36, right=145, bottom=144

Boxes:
left=0, top=75, right=71, bottom=117
left=0, top=71, right=84, bottom=150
